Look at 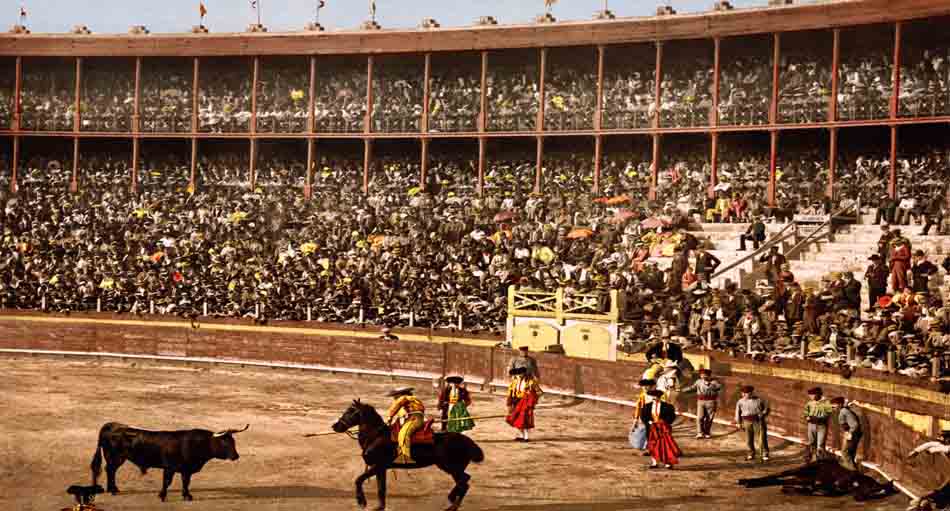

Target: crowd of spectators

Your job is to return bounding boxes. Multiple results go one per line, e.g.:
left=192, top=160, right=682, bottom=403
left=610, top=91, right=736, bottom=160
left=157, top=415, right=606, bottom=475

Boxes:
left=80, top=64, right=135, bottom=132
left=198, top=61, right=253, bottom=134
left=372, top=62, right=424, bottom=133
left=837, top=51, right=893, bottom=121
left=601, top=69, right=656, bottom=130
left=428, top=69, right=480, bottom=133
left=4, top=44, right=949, bottom=135
left=719, top=54, right=772, bottom=126
left=2, top=143, right=950, bottom=381
left=19, top=65, right=74, bottom=131
left=544, top=66, right=597, bottom=131
left=314, top=64, right=366, bottom=133
left=256, top=62, right=310, bottom=133
left=660, top=60, right=713, bottom=128
left=140, top=67, right=192, bottom=133
left=487, top=65, right=539, bottom=132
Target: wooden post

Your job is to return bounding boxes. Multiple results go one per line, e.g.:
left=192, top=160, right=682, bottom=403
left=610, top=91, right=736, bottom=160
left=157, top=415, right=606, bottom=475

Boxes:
left=593, top=135, right=602, bottom=195
left=363, top=138, right=371, bottom=194
left=829, top=29, right=840, bottom=122
left=653, top=41, right=663, bottom=128
left=12, top=56, right=21, bottom=131
left=133, top=57, right=141, bottom=134
left=712, top=37, right=721, bottom=127
left=650, top=134, right=660, bottom=201
left=10, top=136, right=18, bottom=193
left=131, top=137, right=140, bottom=193
left=251, top=57, right=259, bottom=134
left=192, top=57, right=200, bottom=133
left=534, top=136, right=543, bottom=194
left=887, top=350, right=895, bottom=373
left=365, top=56, right=374, bottom=133
left=768, top=131, right=778, bottom=207
left=74, top=57, right=82, bottom=133
left=479, top=51, right=488, bottom=132
left=307, top=56, right=316, bottom=133
left=933, top=356, right=941, bottom=381
left=71, top=137, right=79, bottom=192
left=595, top=45, right=605, bottom=131
left=537, top=48, right=547, bottom=132
left=890, top=22, right=902, bottom=119
left=828, top=128, right=838, bottom=198
left=800, top=338, right=807, bottom=358
left=190, top=138, right=198, bottom=192
left=709, top=133, right=719, bottom=198
left=422, top=53, right=431, bottom=133
left=305, top=138, right=314, bottom=199
left=420, top=138, right=429, bottom=191
left=889, top=126, right=898, bottom=198
left=770, top=33, right=781, bottom=125
left=477, top=137, right=486, bottom=195
left=249, top=139, right=257, bottom=189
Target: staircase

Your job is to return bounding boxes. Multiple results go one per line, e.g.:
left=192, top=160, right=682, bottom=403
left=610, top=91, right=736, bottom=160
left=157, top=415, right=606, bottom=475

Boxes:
left=685, top=221, right=950, bottom=306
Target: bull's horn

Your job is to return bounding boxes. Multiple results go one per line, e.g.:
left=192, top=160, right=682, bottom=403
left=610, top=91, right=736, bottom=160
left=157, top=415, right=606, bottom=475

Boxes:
left=213, top=424, right=249, bottom=437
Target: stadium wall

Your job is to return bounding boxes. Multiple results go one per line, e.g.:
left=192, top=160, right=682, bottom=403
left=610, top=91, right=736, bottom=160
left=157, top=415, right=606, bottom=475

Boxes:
left=1, top=311, right=947, bottom=496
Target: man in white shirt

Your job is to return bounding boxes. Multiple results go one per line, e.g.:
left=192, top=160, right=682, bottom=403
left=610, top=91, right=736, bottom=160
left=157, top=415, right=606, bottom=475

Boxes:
left=896, top=196, right=916, bottom=225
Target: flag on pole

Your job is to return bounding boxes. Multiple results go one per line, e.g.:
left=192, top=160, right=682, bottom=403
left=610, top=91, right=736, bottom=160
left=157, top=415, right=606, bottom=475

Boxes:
left=250, top=0, right=257, bottom=7
left=199, top=1, right=207, bottom=19
left=369, top=0, right=376, bottom=21
left=319, top=0, right=325, bottom=7
left=544, top=0, right=557, bottom=13
left=19, top=3, right=27, bottom=20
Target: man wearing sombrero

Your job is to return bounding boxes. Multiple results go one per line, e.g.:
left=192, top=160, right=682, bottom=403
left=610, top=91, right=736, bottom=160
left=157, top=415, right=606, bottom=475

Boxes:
left=386, top=387, right=426, bottom=464
left=438, top=376, right=474, bottom=433
left=506, top=367, right=543, bottom=442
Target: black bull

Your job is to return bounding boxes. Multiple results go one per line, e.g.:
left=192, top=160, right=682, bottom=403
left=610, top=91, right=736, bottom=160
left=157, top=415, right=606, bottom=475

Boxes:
left=738, top=459, right=897, bottom=501
left=90, top=422, right=248, bottom=501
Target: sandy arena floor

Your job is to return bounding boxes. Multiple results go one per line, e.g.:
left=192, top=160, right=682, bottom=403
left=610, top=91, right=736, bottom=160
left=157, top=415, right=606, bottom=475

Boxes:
left=0, top=355, right=909, bottom=511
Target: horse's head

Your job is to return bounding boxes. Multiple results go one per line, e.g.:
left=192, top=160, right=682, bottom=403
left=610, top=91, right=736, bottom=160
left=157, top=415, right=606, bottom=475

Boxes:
left=332, top=399, right=365, bottom=433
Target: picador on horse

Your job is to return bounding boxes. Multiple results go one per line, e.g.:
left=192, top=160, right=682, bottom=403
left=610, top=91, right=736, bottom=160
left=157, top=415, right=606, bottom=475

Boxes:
left=332, top=388, right=484, bottom=511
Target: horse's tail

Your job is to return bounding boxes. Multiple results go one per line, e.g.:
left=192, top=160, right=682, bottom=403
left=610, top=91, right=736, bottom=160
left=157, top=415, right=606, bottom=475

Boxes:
left=464, top=436, right=485, bottom=464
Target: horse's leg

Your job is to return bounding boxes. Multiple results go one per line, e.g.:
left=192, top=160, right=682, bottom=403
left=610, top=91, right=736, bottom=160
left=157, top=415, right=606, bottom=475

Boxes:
left=354, top=465, right=376, bottom=509
left=372, top=468, right=387, bottom=511
left=444, top=470, right=471, bottom=511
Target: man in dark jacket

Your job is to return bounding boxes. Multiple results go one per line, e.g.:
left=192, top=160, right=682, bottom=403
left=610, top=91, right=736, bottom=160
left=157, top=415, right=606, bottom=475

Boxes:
left=874, top=193, right=896, bottom=225
left=921, top=194, right=945, bottom=236
left=865, top=254, right=888, bottom=312
left=840, top=272, right=862, bottom=314
left=739, top=217, right=767, bottom=251
left=695, top=248, right=722, bottom=283
left=911, top=250, right=939, bottom=294
left=668, top=249, right=689, bottom=294
left=640, top=389, right=680, bottom=469
left=759, top=246, right=787, bottom=285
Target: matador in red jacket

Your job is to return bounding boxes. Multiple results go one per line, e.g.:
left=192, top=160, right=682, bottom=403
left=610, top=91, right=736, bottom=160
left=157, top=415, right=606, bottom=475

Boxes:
left=889, top=230, right=912, bottom=292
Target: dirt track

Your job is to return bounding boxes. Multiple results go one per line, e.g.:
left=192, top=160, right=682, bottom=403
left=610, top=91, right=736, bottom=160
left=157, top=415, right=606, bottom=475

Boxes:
left=0, top=355, right=908, bottom=511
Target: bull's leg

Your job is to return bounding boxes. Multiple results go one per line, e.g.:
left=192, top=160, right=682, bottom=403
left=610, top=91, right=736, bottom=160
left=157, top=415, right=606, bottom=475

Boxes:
left=181, top=472, right=194, bottom=501
left=159, top=469, right=175, bottom=502
left=104, top=456, right=125, bottom=495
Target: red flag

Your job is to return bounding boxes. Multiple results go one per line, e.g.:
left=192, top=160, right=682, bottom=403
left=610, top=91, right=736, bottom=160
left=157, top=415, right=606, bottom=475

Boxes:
left=199, top=2, right=207, bottom=18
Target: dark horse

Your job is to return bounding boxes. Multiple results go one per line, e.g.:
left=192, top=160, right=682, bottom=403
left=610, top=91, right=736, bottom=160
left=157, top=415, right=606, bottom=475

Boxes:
left=332, top=400, right=484, bottom=511
left=738, top=459, right=897, bottom=501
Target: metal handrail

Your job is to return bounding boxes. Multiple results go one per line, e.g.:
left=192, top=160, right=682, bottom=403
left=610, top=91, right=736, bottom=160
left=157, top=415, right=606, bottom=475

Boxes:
left=709, top=220, right=797, bottom=280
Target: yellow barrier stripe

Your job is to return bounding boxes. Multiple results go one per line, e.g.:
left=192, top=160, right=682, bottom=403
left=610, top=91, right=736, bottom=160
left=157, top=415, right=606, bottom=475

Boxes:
left=0, top=316, right=499, bottom=348
left=729, top=362, right=950, bottom=408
